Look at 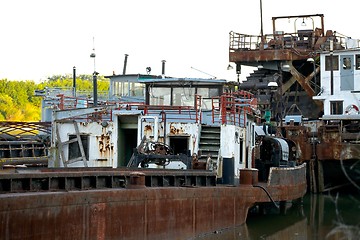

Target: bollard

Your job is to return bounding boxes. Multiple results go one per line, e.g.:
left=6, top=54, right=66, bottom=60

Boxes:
left=127, top=172, right=146, bottom=189
left=239, top=168, right=259, bottom=185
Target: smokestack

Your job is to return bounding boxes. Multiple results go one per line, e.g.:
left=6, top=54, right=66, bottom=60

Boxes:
left=123, top=54, right=129, bottom=75
left=73, top=66, right=76, bottom=97
left=161, top=60, right=166, bottom=76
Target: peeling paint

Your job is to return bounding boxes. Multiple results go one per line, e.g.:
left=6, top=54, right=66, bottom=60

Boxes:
left=96, top=134, right=112, bottom=159
left=170, top=124, right=184, bottom=135
left=144, top=124, right=153, bottom=136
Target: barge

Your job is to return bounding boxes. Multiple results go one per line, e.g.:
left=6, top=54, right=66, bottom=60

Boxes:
left=0, top=72, right=307, bottom=239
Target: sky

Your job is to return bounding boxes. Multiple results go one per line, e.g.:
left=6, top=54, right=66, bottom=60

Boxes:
left=1, top=0, right=359, bottom=83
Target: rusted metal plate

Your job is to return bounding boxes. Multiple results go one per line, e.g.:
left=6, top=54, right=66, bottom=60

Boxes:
left=316, top=142, right=342, bottom=160
left=0, top=165, right=307, bottom=239
left=317, top=142, right=360, bottom=161
left=280, top=125, right=313, bottom=162
left=267, top=164, right=307, bottom=186
left=0, top=188, right=247, bottom=239
left=0, top=169, right=217, bottom=193
left=0, top=182, right=306, bottom=240
left=229, top=49, right=314, bottom=63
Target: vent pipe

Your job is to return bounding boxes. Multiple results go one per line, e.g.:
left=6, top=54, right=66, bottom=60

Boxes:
left=161, top=60, right=166, bottom=76
left=123, top=54, right=129, bottom=75
left=93, top=71, right=98, bottom=107
left=90, top=37, right=97, bottom=106
left=72, top=66, right=76, bottom=97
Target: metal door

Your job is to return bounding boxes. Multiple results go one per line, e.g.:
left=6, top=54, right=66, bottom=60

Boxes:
left=340, top=55, right=354, bottom=90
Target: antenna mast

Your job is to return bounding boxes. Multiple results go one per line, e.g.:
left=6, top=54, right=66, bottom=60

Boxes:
left=190, top=66, right=216, bottom=79
left=90, top=37, right=98, bottom=106
left=90, top=37, right=96, bottom=72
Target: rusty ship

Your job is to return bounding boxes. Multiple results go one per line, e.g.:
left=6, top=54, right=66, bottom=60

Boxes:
left=0, top=57, right=307, bottom=239
left=229, top=13, right=360, bottom=192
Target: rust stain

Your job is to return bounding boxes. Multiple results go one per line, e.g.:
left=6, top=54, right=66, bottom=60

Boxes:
left=90, top=203, right=106, bottom=240
left=96, top=134, right=112, bottom=158
left=281, top=125, right=313, bottom=162
left=144, top=124, right=153, bottom=136
left=316, top=124, right=342, bottom=160
left=170, top=125, right=184, bottom=135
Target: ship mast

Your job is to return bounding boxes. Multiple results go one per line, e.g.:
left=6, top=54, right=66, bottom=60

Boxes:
left=260, top=0, right=264, bottom=41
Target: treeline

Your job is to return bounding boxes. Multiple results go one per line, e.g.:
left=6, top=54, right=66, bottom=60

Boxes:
left=0, top=75, right=109, bottom=121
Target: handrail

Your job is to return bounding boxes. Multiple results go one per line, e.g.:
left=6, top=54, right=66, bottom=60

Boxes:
left=49, top=91, right=259, bottom=126
left=195, top=94, right=202, bottom=123
left=211, top=92, right=258, bottom=127
left=229, top=30, right=353, bottom=52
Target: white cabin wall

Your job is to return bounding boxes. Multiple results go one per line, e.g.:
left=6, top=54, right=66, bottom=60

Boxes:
left=112, top=115, right=119, bottom=168
left=318, top=51, right=360, bottom=115
left=50, top=122, right=115, bottom=168
left=245, top=122, right=256, bottom=168
left=166, top=122, right=200, bottom=155
left=220, top=125, right=246, bottom=180
left=319, top=54, right=340, bottom=96
left=137, top=120, right=200, bottom=155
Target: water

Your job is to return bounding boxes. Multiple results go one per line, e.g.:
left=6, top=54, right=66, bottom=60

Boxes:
left=196, top=192, right=360, bottom=239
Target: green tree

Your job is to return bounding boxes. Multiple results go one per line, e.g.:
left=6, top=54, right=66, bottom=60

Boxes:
left=0, top=94, right=24, bottom=121
left=0, top=75, right=110, bottom=121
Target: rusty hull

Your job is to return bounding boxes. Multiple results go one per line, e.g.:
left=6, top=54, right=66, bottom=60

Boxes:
left=316, top=124, right=360, bottom=161
left=0, top=164, right=306, bottom=240
left=0, top=184, right=306, bottom=240
left=0, top=188, right=249, bottom=240
left=317, top=142, right=360, bottom=161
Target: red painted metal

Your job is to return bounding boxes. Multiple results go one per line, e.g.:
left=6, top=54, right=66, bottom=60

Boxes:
left=195, top=94, right=202, bottom=123
left=211, top=92, right=256, bottom=127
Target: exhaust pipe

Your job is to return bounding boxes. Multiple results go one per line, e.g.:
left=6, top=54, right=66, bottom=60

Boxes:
left=161, top=60, right=166, bottom=77
left=93, top=71, right=98, bottom=106
left=123, top=54, right=129, bottom=75
left=73, top=66, right=76, bottom=97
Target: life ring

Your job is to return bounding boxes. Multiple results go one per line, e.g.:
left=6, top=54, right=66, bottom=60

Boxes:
left=345, top=104, right=359, bottom=115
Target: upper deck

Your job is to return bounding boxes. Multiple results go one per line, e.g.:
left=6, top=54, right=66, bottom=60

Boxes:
left=229, top=14, right=353, bottom=64
left=39, top=76, right=259, bottom=128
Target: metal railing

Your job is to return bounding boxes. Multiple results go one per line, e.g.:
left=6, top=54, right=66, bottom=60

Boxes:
left=211, top=91, right=258, bottom=127
left=0, top=121, right=51, bottom=166
left=46, top=90, right=259, bottom=126
left=229, top=30, right=354, bottom=52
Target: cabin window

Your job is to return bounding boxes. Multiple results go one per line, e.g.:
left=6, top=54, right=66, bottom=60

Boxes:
left=148, top=85, right=221, bottom=107
left=112, top=81, right=145, bottom=97
left=330, top=101, right=343, bottom=115
left=68, top=135, right=89, bottom=161
left=356, top=55, right=360, bottom=70
left=131, top=83, right=145, bottom=97
left=149, top=87, right=171, bottom=105
left=325, top=55, right=339, bottom=71
left=197, top=87, right=220, bottom=110
left=123, top=82, right=129, bottom=96
left=197, top=88, right=210, bottom=98
left=173, top=87, right=195, bottom=106
left=113, top=81, right=120, bottom=96
left=197, top=88, right=220, bottom=98
left=342, top=57, right=352, bottom=69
